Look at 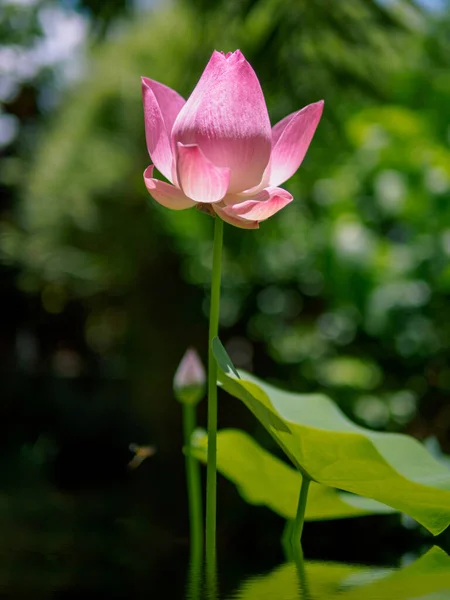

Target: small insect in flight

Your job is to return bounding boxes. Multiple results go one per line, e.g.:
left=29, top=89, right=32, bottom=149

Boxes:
left=127, top=443, right=156, bottom=470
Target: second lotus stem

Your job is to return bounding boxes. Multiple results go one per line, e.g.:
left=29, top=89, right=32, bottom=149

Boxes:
left=183, top=403, right=203, bottom=561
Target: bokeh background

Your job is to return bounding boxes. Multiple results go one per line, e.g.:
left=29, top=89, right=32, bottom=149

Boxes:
left=1, top=0, right=449, bottom=595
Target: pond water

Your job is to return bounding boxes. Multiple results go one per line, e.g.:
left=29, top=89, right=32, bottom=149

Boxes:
left=2, top=538, right=449, bottom=599
left=185, top=546, right=450, bottom=600
left=2, top=448, right=449, bottom=599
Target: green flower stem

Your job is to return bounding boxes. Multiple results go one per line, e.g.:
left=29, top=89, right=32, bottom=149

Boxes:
left=291, top=474, right=311, bottom=547
left=205, top=216, right=224, bottom=575
left=183, top=403, right=203, bottom=560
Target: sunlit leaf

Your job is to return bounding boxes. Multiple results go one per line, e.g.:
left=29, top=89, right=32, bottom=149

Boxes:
left=192, top=428, right=395, bottom=521
left=213, top=340, right=450, bottom=535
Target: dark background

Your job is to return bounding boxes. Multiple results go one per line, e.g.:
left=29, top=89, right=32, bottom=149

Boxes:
left=0, top=0, right=449, bottom=595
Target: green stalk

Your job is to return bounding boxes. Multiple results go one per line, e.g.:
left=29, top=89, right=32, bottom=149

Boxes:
left=205, top=216, right=224, bottom=576
left=291, top=475, right=310, bottom=547
left=183, top=403, right=203, bottom=560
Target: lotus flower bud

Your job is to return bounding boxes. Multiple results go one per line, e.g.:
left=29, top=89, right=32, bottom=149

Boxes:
left=173, top=348, right=206, bottom=405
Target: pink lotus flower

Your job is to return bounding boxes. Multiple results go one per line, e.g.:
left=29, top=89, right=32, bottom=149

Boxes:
left=142, top=50, right=323, bottom=229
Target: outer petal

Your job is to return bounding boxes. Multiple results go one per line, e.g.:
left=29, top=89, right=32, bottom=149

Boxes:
left=213, top=205, right=259, bottom=230
left=172, top=50, right=271, bottom=194
left=175, top=51, right=228, bottom=109
left=142, top=77, right=185, bottom=136
left=223, top=186, right=293, bottom=221
left=142, top=78, right=185, bottom=182
left=144, top=165, right=196, bottom=210
left=269, top=100, right=324, bottom=187
left=176, top=143, right=230, bottom=203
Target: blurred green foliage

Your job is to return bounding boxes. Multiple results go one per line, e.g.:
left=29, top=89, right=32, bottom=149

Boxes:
left=2, top=0, right=448, bottom=438
left=0, top=0, right=449, bottom=578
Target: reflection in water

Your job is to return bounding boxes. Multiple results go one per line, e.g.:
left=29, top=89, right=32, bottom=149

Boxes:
left=229, top=561, right=388, bottom=600
left=186, top=555, right=219, bottom=600
left=186, top=555, right=202, bottom=600
left=227, top=546, right=450, bottom=600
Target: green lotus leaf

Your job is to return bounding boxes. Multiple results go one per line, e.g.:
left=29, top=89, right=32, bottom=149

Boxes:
left=212, top=337, right=450, bottom=535
left=192, top=428, right=395, bottom=521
